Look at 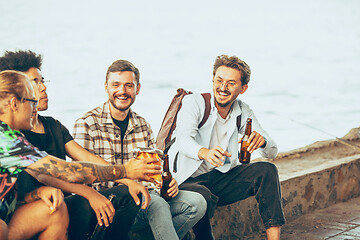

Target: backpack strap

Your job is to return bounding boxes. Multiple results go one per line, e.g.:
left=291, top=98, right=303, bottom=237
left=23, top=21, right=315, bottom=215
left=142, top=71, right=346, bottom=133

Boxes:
left=158, top=88, right=191, bottom=153
left=199, top=93, right=211, bottom=128
left=236, top=114, right=241, bottom=132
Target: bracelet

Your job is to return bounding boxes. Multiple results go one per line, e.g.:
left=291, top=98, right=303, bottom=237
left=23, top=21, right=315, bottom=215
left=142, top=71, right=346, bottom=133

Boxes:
left=113, top=165, right=127, bottom=179
left=113, top=166, right=119, bottom=178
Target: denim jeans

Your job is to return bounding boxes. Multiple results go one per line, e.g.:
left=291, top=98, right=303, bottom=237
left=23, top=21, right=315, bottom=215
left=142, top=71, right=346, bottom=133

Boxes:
left=132, top=189, right=206, bottom=240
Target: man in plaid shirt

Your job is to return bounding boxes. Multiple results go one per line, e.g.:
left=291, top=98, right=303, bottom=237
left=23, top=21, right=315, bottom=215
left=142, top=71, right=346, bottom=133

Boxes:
left=73, top=59, right=206, bottom=240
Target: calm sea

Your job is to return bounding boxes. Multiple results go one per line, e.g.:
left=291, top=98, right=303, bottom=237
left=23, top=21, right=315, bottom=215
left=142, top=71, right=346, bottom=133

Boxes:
left=1, top=0, right=359, bottom=154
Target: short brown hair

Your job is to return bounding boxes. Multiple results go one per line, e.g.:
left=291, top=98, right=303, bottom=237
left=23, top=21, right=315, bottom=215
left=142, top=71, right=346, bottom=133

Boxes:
left=0, top=70, right=30, bottom=114
left=213, top=55, right=251, bottom=85
left=106, top=60, right=140, bottom=84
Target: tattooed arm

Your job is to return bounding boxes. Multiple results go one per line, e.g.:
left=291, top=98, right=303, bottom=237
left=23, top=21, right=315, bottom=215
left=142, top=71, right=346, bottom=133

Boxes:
left=27, top=155, right=125, bottom=184
left=26, top=155, right=162, bottom=184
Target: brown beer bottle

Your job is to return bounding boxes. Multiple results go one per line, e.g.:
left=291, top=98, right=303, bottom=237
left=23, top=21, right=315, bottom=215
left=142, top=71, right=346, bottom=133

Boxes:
left=161, top=154, right=173, bottom=201
left=239, top=118, right=252, bottom=164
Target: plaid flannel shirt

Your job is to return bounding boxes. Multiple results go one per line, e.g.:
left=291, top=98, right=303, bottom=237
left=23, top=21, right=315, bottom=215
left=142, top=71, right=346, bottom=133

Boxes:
left=73, top=101, right=155, bottom=189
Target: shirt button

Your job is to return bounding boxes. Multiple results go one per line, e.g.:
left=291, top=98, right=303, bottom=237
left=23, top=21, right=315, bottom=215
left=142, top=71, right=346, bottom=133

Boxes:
left=115, top=134, right=120, bottom=138
left=115, top=153, right=121, bottom=158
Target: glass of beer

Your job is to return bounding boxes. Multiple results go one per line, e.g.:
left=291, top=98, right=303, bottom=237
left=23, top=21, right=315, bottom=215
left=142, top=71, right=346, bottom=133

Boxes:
left=133, top=147, right=163, bottom=193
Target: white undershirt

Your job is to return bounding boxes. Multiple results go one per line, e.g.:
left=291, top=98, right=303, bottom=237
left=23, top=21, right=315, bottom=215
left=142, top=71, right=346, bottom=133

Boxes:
left=191, top=112, right=231, bottom=177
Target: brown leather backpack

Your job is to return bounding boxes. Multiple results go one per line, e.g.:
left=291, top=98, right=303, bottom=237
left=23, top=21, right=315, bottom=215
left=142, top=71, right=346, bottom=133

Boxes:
left=155, top=88, right=211, bottom=154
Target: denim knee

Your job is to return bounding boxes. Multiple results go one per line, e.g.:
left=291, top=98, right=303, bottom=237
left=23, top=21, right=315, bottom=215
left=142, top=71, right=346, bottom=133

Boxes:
left=174, top=191, right=207, bottom=221
left=179, top=182, right=218, bottom=218
left=145, top=193, right=171, bottom=217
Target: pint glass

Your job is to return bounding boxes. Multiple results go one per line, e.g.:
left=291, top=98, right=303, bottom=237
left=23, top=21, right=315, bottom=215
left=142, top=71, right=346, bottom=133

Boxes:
left=133, top=147, right=163, bottom=193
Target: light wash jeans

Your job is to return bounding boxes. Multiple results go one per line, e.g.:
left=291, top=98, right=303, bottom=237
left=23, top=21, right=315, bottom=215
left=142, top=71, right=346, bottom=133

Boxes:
left=132, top=189, right=206, bottom=240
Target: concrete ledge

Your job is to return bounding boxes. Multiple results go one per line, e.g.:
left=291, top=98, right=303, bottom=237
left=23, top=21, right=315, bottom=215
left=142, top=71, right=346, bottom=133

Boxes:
left=130, top=128, right=360, bottom=239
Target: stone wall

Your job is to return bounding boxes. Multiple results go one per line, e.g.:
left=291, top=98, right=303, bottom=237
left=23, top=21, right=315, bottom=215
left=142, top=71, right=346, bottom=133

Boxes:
left=281, top=156, right=360, bottom=221
left=211, top=156, right=360, bottom=239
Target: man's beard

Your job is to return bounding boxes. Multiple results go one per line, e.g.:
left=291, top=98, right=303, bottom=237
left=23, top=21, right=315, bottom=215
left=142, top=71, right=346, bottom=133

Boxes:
left=215, top=99, right=232, bottom=108
left=109, top=94, right=133, bottom=112
left=214, top=88, right=232, bottom=108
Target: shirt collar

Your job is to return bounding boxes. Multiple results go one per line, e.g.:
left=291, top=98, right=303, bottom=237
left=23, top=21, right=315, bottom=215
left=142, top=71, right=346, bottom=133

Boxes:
left=101, top=101, right=139, bottom=130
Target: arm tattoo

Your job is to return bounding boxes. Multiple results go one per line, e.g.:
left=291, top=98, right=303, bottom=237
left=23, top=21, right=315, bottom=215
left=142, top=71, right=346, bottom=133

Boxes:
left=28, top=157, right=127, bottom=184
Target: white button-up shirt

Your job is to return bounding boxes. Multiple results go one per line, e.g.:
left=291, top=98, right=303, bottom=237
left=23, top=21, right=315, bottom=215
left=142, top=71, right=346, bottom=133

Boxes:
left=168, top=93, right=278, bottom=185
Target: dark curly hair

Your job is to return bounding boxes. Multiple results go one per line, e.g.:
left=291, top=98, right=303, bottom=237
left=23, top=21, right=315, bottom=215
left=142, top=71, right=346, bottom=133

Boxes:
left=213, top=55, right=251, bottom=86
left=0, top=50, right=42, bottom=72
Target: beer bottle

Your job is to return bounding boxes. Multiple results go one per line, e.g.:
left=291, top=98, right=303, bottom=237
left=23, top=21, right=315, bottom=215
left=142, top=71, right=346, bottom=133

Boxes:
left=161, top=154, right=173, bottom=201
left=89, top=194, right=116, bottom=240
left=239, top=118, right=252, bottom=164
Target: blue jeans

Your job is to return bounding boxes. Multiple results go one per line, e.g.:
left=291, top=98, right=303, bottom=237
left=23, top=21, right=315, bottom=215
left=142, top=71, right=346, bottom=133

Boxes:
left=132, top=190, right=206, bottom=240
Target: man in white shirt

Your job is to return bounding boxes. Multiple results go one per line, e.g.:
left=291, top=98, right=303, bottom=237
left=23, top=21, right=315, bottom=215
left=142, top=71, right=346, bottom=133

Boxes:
left=168, top=55, right=285, bottom=240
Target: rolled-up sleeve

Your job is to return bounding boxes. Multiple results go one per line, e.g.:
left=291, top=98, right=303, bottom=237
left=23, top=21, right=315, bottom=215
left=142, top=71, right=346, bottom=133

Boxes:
left=73, top=117, right=95, bottom=154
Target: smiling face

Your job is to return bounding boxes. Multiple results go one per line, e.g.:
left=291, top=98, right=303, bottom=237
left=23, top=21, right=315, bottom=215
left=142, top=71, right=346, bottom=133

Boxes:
left=212, top=66, right=248, bottom=110
left=24, top=67, right=48, bottom=111
left=105, top=71, right=140, bottom=116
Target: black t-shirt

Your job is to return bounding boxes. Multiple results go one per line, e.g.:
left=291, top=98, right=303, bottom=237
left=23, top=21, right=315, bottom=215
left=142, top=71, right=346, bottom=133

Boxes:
left=22, top=115, right=73, bottom=159
left=112, top=113, right=129, bottom=141
left=18, top=115, right=74, bottom=199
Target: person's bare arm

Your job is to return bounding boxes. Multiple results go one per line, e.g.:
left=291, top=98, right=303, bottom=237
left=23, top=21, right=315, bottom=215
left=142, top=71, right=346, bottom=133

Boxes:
left=27, top=155, right=162, bottom=184
left=34, top=174, right=115, bottom=227
left=27, top=155, right=125, bottom=184
left=65, top=140, right=109, bottom=164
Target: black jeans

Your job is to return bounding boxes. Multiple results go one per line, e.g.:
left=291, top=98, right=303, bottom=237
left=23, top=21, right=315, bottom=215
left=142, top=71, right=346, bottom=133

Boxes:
left=180, top=162, right=286, bottom=240
left=65, top=185, right=140, bottom=240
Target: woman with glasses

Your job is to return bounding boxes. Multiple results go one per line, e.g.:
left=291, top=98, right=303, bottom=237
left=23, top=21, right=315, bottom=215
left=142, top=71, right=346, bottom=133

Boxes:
left=0, top=70, right=69, bottom=240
